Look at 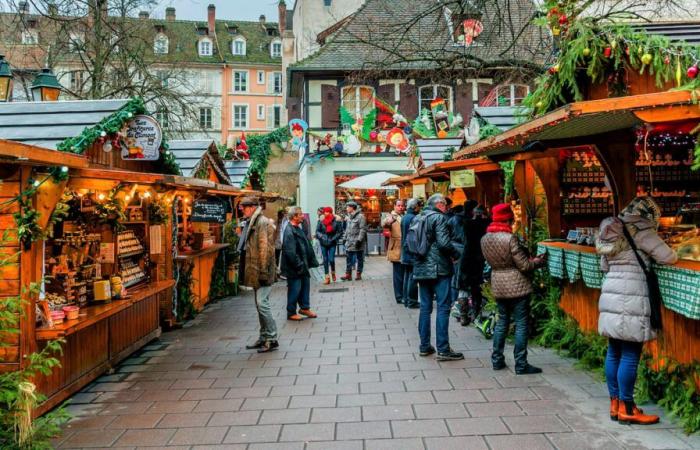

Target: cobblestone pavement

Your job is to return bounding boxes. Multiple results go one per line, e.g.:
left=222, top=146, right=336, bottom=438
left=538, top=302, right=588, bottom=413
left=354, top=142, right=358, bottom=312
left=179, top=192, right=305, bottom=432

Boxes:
left=55, top=257, right=698, bottom=449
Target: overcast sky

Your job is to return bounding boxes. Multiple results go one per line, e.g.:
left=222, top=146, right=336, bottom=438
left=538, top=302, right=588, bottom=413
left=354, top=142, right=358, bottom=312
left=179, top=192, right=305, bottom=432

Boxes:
left=153, top=0, right=294, bottom=22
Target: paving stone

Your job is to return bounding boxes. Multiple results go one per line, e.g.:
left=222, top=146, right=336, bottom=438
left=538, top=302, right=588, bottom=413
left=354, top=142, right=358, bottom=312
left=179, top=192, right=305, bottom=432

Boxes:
left=446, top=417, right=510, bottom=435
left=223, top=425, right=282, bottom=444
left=366, top=437, right=424, bottom=450
left=310, top=407, right=362, bottom=423
left=360, top=381, right=405, bottom=394
left=106, top=413, right=164, bottom=429
left=249, top=443, right=305, bottom=450
left=424, top=436, right=489, bottom=450
left=433, top=389, right=486, bottom=403
left=610, top=429, right=691, bottom=449
left=392, top=419, right=450, bottom=437
left=485, top=434, right=555, bottom=450
left=465, top=401, right=524, bottom=417
left=363, top=405, right=415, bottom=421
left=181, top=388, right=229, bottom=401
left=147, top=400, right=198, bottom=414
left=259, top=408, right=311, bottom=424
left=193, top=398, right=244, bottom=412
left=157, top=412, right=212, bottom=428
left=224, top=386, right=271, bottom=398
left=269, top=384, right=315, bottom=396
left=112, top=429, right=174, bottom=447
left=240, top=396, right=290, bottom=410
left=169, top=426, right=228, bottom=445
left=137, top=389, right=186, bottom=402
left=481, top=387, right=538, bottom=402
left=207, top=410, right=261, bottom=426
left=546, top=431, right=626, bottom=450
left=279, top=422, right=335, bottom=441
left=336, top=421, right=392, bottom=440
left=314, top=383, right=359, bottom=395
left=414, top=403, right=469, bottom=419
left=337, top=393, right=385, bottom=407
left=306, top=441, right=363, bottom=450
left=502, top=415, right=571, bottom=433
left=385, top=391, right=435, bottom=405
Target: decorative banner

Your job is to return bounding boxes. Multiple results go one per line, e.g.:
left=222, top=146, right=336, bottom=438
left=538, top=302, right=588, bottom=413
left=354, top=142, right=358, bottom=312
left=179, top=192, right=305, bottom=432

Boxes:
left=463, top=19, right=484, bottom=46
left=289, top=119, right=308, bottom=153
left=191, top=198, right=227, bottom=223
left=450, top=169, right=476, bottom=188
left=122, top=115, right=162, bottom=160
left=386, top=127, right=410, bottom=153
left=430, top=99, right=450, bottom=138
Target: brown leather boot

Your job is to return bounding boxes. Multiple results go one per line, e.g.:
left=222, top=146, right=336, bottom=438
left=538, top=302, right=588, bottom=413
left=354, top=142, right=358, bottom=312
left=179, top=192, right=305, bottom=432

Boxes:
left=610, top=398, right=619, bottom=421
left=618, top=401, right=659, bottom=425
left=331, top=272, right=337, bottom=282
left=355, top=272, right=362, bottom=281
left=340, top=271, right=352, bottom=281
left=323, top=275, right=330, bottom=285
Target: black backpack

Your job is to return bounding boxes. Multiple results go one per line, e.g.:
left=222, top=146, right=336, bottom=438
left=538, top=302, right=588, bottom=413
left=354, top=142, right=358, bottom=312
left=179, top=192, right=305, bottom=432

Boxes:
left=405, top=212, right=432, bottom=258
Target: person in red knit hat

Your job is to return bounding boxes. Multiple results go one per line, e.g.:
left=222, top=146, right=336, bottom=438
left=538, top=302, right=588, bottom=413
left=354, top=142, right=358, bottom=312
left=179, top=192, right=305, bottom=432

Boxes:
left=481, top=203, right=546, bottom=374
left=315, top=207, right=342, bottom=284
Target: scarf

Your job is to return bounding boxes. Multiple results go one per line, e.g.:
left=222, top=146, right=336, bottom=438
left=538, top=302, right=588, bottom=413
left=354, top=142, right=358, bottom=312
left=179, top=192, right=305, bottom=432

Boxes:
left=486, top=222, right=512, bottom=233
left=322, top=214, right=334, bottom=233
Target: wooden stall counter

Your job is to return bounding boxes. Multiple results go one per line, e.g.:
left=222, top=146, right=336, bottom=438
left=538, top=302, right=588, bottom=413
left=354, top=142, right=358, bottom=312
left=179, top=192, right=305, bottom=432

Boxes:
left=175, top=244, right=230, bottom=311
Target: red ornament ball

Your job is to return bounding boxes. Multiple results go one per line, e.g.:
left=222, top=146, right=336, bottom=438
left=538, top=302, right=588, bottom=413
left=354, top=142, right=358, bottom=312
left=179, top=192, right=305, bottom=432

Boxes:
left=688, top=65, right=699, bottom=79
left=664, top=56, right=671, bottom=65
left=558, top=14, right=568, bottom=25
left=603, top=47, right=612, bottom=58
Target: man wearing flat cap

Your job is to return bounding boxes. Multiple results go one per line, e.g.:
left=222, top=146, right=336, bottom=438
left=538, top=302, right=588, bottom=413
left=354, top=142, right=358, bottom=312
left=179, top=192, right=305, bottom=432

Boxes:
left=238, top=197, right=279, bottom=353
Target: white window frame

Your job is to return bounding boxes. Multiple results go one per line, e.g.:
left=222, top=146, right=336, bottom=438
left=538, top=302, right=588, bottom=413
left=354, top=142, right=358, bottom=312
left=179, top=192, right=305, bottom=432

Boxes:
left=341, top=85, right=376, bottom=117
left=155, top=109, right=169, bottom=129
left=232, top=37, right=246, bottom=56
left=69, top=70, right=84, bottom=92
left=257, top=70, right=265, bottom=85
left=257, top=104, right=265, bottom=120
left=495, top=83, right=530, bottom=107
left=198, top=38, right=213, bottom=56
left=267, top=104, right=282, bottom=129
left=154, top=34, right=169, bottom=55
left=270, top=72, right=282, bottom=94
left=233, top=70, right=248, bottom=92
left=270, top=39, right=282, bottom=58
left=69, top=32, right=84, bottom=53
left=21, top=29, right=38, bottom=45
left=199, top=107, right=213, bottom=129
left=232, top=104, right=249, bottom=129
left=418, top=84, right=453, bottom=112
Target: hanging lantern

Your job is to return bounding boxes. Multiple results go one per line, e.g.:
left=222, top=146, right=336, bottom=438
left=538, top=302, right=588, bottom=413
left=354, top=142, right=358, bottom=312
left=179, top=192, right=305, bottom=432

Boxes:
left=31, top=68, right=62, bottom=101
left=0, top=54, right=13, bottom=102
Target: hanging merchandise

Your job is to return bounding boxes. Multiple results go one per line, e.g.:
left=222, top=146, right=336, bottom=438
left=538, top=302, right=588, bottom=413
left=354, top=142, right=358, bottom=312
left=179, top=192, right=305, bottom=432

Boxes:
left=463, top=117, right=481, bottom=146
left=462, top=19, right=484, bottom=46
left=289, top=119, right=308, bottom=153
left=386, top=127, right=410, bottom=153
left=430, top=98, right=450, bottom=137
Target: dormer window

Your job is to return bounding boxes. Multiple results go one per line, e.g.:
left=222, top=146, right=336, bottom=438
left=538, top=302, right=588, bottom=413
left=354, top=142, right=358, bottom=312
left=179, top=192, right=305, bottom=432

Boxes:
left=266, top=27, right=278, bottom=37
left=232, top=37, right=246, bottom=56
left=271, top=39, right=282, bottom=58
left=196, top=26, right=208, bottom=36
left=154, top=34, right=169, bottom=54
left=21, top=29, right=38, bottom=45
left=199, top=37, right=213, bottom=56
left=69, top=32, right=84, bottom=53
left=228, top=25, right=239, bottom=34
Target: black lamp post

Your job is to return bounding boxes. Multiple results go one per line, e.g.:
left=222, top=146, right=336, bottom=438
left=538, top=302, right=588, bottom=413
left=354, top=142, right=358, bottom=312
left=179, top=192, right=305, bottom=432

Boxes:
left=31, top=67, right=62, bottom=101
left=0, top=55, right=13, bottom=102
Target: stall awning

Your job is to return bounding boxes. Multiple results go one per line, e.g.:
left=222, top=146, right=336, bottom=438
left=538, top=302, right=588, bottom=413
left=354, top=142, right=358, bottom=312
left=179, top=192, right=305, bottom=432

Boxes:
left=0, top=139, right=88, bottom=169
left=339, top=171, right=400, bottom=190
left=383, top=157, right=499, bottom=187
left=454, top=90, right=700, bottom=159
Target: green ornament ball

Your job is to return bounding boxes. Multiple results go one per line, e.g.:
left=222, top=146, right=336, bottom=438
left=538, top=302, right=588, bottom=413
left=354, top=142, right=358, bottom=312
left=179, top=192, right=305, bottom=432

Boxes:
left=641, top=53, right=653, bottom=65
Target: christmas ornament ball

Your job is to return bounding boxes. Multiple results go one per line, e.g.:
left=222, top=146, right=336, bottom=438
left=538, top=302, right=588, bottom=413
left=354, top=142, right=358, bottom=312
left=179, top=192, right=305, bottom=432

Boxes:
left=641, top=53, right=653, bottom=65
left=535, top=101, right=544, bottom=108
left=369, top=130, right=379, bottom=140
left=603, top=47, right=612, bottom=58
left=688, top=65, right=699, bottom=79
left=664, top=56, right=671, bottom=65
left=582, top=48, right=591, bottom=57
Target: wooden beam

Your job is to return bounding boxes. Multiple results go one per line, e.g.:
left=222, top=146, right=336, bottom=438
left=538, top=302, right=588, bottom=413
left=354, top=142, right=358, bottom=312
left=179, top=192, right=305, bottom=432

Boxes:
left=72, top=168, right=166, bottom=184
left=633, top=105, right=700, bottom=123
left=0, top=140, right=88, bottom=169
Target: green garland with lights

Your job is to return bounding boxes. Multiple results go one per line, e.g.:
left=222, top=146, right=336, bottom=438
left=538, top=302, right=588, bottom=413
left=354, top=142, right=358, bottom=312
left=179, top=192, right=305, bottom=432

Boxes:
left=243, top=127, right=291, bottom=189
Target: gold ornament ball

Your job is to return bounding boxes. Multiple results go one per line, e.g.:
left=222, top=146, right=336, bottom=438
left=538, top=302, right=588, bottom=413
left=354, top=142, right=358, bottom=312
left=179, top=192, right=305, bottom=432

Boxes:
left=582, top=48, right=591, bottom=57
left=641, top=53, right=653, bottom=65
left=535, top=101, right=544, bottom=108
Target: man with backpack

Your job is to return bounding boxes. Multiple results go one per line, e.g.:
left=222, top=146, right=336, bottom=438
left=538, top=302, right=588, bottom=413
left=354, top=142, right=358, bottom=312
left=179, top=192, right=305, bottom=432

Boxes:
left=408, top=194, right=464, bottom=361
left=400, top=198, right=422, bottom=309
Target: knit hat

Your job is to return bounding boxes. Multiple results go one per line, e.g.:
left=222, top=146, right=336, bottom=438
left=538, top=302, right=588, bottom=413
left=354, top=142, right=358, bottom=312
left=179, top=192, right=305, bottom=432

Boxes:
left=491, top=203, right=514, bottom=222
left=323, top=206, right=333, bottom=214
left=346, top=201, right=359, bottom=210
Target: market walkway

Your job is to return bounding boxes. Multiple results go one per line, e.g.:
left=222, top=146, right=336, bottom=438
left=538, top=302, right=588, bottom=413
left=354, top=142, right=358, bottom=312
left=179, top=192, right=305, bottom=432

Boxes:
left=55, top=257, right=697, bottom=450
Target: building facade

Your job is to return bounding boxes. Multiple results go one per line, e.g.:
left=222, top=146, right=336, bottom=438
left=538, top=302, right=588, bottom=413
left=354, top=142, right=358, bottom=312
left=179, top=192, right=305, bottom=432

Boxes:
left=0, top=3, right=284, bottom=143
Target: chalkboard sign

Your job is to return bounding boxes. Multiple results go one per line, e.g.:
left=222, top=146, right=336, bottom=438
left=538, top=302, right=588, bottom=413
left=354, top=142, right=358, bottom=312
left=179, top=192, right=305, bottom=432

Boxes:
left=191, top=199, right=227, bottom=223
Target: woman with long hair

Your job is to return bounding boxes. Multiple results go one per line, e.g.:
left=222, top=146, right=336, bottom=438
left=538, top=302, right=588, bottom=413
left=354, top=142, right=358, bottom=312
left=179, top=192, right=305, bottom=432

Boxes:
left=315, top=207, right=342, bottom=284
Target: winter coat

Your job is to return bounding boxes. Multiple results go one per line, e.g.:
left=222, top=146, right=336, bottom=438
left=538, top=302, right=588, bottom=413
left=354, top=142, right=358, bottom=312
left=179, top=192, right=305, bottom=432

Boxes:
left=382, top=210, right=403, bottom=262
left=239, top=207, right=277, bottom=290
left=413, top=207, right=461, bottom=280
left=596, top=214, right=677, bottom=343
left=281, top=223, right=319, bottom=279
left=456, top=217, right=489, bottom=289
left=481, top=231, right=542, bottom=299
left=400, top=211, right=418, bottom=266
left=344, top=210, right=367, bottom=252
left=315, top=218, right=342, bottom=248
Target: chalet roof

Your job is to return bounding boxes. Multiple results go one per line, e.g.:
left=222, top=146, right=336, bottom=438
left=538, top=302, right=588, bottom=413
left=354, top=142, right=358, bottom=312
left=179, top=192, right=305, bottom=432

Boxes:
left=635, top=21, right=700, bottom=44
left=0, top=99, right=129, bottom=149
left=289, top=0, right=549, bottom=73
left=416, top=138, right=465, bottom=167
left=225, top=159, right=253, bottom=189
left=169, top=139, right=232, bottom=184
left=474, top=106, right=524, bottom=131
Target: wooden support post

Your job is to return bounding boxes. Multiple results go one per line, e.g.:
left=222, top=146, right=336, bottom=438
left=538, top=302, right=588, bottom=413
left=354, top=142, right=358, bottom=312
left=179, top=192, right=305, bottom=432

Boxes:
left=590, top=130, right=638, bottom=213
left=530, top=157, right=562, bottom=238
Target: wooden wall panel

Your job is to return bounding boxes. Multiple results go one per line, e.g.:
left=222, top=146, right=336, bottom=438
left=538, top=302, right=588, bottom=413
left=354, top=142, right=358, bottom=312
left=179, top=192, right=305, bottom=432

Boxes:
left=109, top=294, right=159, bottom=358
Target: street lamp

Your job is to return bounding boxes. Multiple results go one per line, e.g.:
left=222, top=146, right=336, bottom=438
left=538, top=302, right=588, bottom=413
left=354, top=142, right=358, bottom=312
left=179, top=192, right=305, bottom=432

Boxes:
left=31, top=68, right=62, bottom=101
left=0, top=55, right=13, bottom=102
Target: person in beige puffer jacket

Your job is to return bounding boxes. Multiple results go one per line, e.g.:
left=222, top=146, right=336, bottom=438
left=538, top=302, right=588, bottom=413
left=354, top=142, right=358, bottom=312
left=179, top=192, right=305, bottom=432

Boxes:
left=481, top=203, right=546, bottom=375
left=596, top=196, right=677, bottom=426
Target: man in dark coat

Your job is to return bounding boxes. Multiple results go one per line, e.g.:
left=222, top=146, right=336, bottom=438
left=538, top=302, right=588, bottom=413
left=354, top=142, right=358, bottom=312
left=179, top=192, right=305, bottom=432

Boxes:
left=456, top=201, right=489, bottom=326
left=400, top=198, right=422, bottom=308
left=413, top=194, right=463, bottom=361
left=281, top=206, right=319, bottom=321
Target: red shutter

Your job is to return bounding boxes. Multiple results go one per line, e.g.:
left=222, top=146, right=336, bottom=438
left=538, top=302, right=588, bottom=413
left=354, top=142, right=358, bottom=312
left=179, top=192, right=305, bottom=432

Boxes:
left=455, top=82, right=473, bottom=120
left=399, top=83, right=418, bottom=121
left=321, top=84, right=340, bottom=129
left=376, top=84, right=395, bottom=106
left=287, top=96, right=301, bottom=120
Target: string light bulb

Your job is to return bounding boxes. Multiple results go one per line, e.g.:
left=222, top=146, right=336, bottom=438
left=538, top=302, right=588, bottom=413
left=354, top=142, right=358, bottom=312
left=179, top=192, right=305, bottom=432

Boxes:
left=143, top=191, right=151, bottom=198
left=98, top=193, right=106, bottom=201
left=61, top=166, right=68, bottom=173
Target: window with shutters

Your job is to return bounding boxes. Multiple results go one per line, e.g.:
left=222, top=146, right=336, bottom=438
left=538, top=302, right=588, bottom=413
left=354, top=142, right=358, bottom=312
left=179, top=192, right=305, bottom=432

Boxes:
left=257, top=70, right=265, bottom=85
left=198, top=38, right=213, bottom=56
left=22, top=29, right=38, bottom=45
left=155, top=109, right=169, bottom=129
left=232, top=38, right=246, bottom=56
left=269, top=72, right=282, bottom=94
left=154, top=34, right=169, bottom=54
left=419, top=85, right=452, bottom=112
left=494, top=84, right=530, bottom=106
left=199, top=107, right=212, bottom=129
left=70, top=71, right=84, bottom=92
left=233, top=71, right=248, bottom=92
left=271, top=39, right=282, bottom=58
left=267, top=104, right=282, bottom=129
left=233, top=104, right=248, bottom=129
left=341, top=85, right=375, bottom=118
left=257, top=104, right=265, bottom=120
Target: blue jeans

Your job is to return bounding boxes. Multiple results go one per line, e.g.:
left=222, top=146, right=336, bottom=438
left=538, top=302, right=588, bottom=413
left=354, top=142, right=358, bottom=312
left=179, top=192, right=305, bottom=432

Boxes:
left=605, top=338, right=643, bottom=402
left=402, top=265, right=418, bottom=307
left=254, top=285, right=277, bottom=341
left=392, top=262, right=405, bottom=303
left=321, top=245, right=336, bottom=274
left=287, top=276, right=310, bottom=316
left=418, top=276, right=452, bottom=353
left=346, top=250, right=364, bottom=273
left=492, top=296, right=530, bottom=371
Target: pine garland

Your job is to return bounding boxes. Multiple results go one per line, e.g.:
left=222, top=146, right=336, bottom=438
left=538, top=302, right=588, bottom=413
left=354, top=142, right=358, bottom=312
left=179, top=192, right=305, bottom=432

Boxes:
left=243, top=127, right=291, bottom=190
